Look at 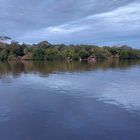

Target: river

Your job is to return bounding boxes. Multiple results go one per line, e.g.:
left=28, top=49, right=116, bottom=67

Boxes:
left=0, top=60, right=140, bottom=140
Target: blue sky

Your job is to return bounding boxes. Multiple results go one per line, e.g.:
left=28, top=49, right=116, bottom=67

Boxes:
left=0, top=0, right=140, bottom=48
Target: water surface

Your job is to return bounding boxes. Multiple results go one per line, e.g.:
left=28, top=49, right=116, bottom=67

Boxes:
left=0, top=60, right=140, bottom=140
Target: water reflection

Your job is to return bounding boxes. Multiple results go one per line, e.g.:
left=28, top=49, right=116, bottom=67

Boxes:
left=0, top=60, right=140, bottom=140
left=0, top=60, right=140, bottom=113
left=0, top=60, right=140, bottom=79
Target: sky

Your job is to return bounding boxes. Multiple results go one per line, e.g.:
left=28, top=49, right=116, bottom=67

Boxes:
left=0, top=0, right=140, bottom=48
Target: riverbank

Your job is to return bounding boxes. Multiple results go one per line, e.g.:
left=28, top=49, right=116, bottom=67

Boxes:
left=0, top=40, right=140, bottom=61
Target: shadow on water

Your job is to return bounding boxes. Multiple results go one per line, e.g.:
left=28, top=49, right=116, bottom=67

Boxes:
left=0, top=60, right=140, bottom=78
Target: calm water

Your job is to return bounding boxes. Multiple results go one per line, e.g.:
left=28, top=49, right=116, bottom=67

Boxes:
left=0, top=60, right=140, bottom=140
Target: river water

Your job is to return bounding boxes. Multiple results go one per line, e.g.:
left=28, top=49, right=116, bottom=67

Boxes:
left=0, top=60, right=140, bottom=140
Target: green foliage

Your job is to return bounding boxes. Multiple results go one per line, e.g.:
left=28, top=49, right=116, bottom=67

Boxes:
left=0, top=39, right=140, bottom=61
left=79, top=50, right=90, bottom=59
left=8, top=51, right=16, bottom=61
left=93, top=48, right=110, bottom=60
left=0, top=49, right=9, bottom=60
left=11, top=42, right=25, bottom=57
left=32, top=48, right=46, bottom=60
left=45, top=47, right=59, bottom=60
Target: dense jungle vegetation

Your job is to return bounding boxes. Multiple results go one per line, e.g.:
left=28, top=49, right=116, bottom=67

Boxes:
left=0, top=36, right=140, bottom=61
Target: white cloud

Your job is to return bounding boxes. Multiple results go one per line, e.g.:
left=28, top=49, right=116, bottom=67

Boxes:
left=17, top=1, right=140, bottom=47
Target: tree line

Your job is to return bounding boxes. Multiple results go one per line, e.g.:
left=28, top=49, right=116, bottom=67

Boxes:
left=0, top=37, right=140, bottom=61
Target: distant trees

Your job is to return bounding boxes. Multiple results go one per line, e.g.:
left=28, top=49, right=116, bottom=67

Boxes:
left=10, top=41, right=25, bottom=57
left=32, top=48, right=46, bottom=60
left=0, top=49, right=9, bottom=60
left=0, top=36, right=11, bottom=43
left=0, top=38, right=140, bottom=61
